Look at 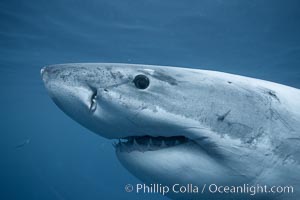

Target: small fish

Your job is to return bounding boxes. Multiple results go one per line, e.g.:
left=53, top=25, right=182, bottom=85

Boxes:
left=15, top=138, right=30, bottom=149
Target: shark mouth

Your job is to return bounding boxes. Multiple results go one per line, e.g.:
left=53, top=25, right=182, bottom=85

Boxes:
left=113, top=135, right=191, bottom=152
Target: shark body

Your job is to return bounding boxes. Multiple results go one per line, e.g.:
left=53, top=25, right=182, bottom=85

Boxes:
left=42, top=63, right=300, bottom=199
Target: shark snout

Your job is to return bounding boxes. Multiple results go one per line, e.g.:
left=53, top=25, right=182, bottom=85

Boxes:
left=40, top=66, right=49, bottom=83
left=41, top=65, right=98, bottom=128
left=40, top=67, right=45, bottom=76
left=40, top=65, right=64, bottom=85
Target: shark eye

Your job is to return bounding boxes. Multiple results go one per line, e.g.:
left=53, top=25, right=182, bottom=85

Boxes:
left=133, top=74, right=150, bottom=89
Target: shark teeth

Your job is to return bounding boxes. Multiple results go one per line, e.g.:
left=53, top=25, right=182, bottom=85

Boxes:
left=161, top=140, right=167, bottom=148
left=114, top=136, right=189, bottom=152
left=133, top=138, right=138, bottom=146
left=149, top=138, right=153, bottom=145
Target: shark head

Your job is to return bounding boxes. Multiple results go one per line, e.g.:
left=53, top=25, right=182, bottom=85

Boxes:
left=42, top=63, right=300, bottom=198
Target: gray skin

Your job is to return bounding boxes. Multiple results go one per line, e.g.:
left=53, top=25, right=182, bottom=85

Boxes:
left=41, top=63, right=300, bottom=200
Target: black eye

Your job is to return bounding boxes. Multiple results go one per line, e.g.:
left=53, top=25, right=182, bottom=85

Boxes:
left=133, top=74, right=150, bottom=89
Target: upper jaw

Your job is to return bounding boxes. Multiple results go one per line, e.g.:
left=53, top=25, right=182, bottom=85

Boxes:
left=112, top=126, right=218, bottom=154
left=114, top=135, right=192, bottom=152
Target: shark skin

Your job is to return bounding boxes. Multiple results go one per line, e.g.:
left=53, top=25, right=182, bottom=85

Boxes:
left=41, top=63, right=300, bottom=200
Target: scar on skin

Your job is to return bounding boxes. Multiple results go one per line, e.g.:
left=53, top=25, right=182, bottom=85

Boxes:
left=267, top=90, right=280, bottom=102
left=139, top=70, right=178, bottom=85
left=217, top=110, right=231, bottom=121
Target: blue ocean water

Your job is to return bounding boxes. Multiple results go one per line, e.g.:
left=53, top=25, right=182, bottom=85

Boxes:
left=0, top=0, right=299, bottom=199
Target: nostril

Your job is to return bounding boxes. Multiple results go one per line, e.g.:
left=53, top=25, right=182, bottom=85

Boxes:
left=89, top=89, right=98, bottom=112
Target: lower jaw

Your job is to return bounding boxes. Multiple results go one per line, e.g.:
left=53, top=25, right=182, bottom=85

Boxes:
left=113, top=135, right=191, bottom=152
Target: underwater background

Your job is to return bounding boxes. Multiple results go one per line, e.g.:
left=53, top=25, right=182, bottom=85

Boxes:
left=0, top=0, right=300, bottom=199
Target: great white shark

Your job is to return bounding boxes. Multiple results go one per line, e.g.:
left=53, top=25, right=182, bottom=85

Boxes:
left=41, top=63, right=300, bottom=200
